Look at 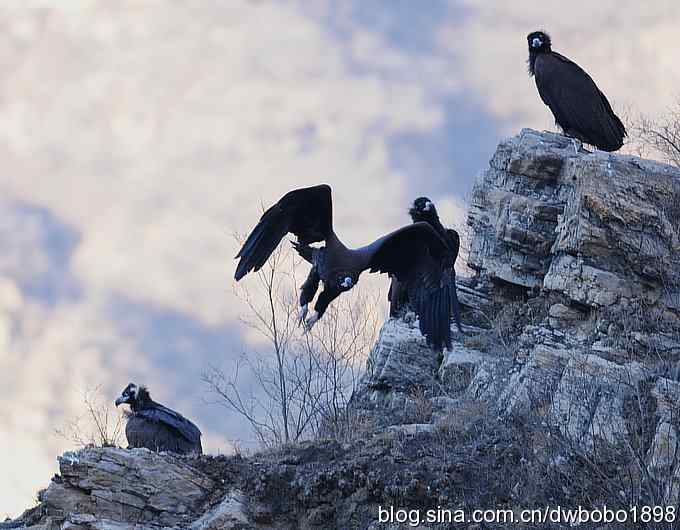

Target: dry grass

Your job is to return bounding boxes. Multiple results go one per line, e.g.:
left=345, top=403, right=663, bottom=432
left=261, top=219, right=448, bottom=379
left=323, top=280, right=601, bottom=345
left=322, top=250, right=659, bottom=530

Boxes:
left=406, top=385, right=433, bottom=424
left=463, top=295, right=550, bottom=357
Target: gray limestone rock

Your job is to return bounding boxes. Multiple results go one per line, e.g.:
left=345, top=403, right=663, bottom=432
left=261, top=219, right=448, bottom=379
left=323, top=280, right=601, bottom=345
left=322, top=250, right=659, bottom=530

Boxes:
left=12, top=129, right=680, bottom=528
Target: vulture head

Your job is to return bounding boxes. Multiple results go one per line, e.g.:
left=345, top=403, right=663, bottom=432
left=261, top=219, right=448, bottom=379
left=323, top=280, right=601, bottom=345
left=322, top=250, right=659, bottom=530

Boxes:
left=527, top=31, right=551, bottom=53
left=409, top=197, right=439, bottom=224
left=115, top=383, right=151, bottom=412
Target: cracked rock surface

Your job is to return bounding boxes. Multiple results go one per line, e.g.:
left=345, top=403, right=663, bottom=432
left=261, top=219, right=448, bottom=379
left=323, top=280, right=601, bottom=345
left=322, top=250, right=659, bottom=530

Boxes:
left=10, top=129, right=680, bottom=529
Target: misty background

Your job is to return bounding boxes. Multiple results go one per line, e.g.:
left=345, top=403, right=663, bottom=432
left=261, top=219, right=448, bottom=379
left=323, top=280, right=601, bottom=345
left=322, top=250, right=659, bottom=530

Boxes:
left=2, top=0, right=679, bottom=517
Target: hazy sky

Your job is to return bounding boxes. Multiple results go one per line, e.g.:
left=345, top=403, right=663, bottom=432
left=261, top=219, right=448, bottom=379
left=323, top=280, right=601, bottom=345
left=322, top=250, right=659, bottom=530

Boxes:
left=2, top=0, right=680, bottom=517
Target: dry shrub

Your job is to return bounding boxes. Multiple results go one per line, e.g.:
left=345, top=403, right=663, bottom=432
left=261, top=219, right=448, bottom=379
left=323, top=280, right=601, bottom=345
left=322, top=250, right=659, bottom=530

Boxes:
left=204, top=241, right=380, bottom=449
left=436, top=400, right=488, bottom=437
left=630, top=102, right=680, bottom=167
left=466, top=295, right=550, bottom=356
left=406, top=385, right=433, bottom=424
left=596, top=300, right=680, bottom=374
left=55, top=385, right=125, bottom=448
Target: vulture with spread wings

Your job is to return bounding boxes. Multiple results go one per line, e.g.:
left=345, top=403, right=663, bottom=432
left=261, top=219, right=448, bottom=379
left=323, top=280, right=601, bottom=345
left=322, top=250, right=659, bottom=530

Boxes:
left=527, top=31, right=626, bottom=152
left=235, top=184, right=458, bottom=350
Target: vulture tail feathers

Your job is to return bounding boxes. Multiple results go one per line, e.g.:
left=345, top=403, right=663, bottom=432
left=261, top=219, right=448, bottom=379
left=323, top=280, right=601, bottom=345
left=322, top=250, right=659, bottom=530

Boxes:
left=437, top=289, right=447, bottom=349
left=441, top=287, right=453, bottom=347
left=450, top=285, right=463, bottom=333
left=416, top=287, right=452, bottom=352
left=445, top=270, right=464, bottom=333
left=597, top=90, right=627, bottom=151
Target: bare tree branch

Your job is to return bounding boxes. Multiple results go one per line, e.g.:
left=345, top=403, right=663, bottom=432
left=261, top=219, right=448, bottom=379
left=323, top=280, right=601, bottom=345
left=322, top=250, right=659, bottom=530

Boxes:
left=55, top=386, right=125, bottom=448
left=205, top=241, right=380, bottom=448
left=630, top=99, right=680, bottom=167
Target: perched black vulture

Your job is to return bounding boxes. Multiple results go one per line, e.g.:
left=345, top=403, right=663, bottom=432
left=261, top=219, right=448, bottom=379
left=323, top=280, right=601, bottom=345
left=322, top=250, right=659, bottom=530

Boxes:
left=235, top=184, right=458, bottom=350
left=527, top=30, right=626, bottom=152
left=115, top=383, right=202, bottom=455
left=388, top=197, right=463, bottom=333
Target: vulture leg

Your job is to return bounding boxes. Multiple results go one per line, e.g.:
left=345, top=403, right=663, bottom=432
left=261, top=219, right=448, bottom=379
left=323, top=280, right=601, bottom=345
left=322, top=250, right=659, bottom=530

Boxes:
left=571, top=138, right=579, bottom=154
left=303, top=286, right=341, bottom=332
left=299, top=267, right=320, bottom=327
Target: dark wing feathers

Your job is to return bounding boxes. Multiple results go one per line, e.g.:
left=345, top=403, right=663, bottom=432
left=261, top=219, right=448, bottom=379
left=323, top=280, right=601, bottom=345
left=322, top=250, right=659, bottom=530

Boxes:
left=136, top=404, right=202, bottom=446
left=405, top=261, right=463, bottom=349
left=235, top=184, right=332, bottom=280
left=445, top=228, right=460, bottom=266
left=366, top=223, right=447, bottom=279
left=366, top=223, right=456, bottom=350
left=535, top=53, right=626, bottom=151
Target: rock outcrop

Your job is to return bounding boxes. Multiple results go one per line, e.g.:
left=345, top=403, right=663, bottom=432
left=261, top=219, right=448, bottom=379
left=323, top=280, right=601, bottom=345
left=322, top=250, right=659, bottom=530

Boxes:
left=9, top=129, right=680, bottom=529
left=470, top=129, right=680, bottom=311
left=6, top=447, right=231, bottom=529
left=355, top=129, right=680, bottom=508
left=6, top=436, right=548, bottom=530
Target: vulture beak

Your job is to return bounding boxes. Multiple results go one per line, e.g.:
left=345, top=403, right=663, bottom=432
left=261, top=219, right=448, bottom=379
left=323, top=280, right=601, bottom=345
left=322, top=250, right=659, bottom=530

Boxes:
left=115, top=395, right=127, bottom=407
left=424, top=201, right=433, bottom=211
left=532, top=37, right=541, bottom=48
left=341, top=277, right=353, bottom=288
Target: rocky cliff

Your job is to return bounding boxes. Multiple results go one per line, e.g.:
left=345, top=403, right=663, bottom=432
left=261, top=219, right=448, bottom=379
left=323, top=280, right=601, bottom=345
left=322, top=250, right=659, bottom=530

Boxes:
left=8, top=129, right=680, bottom=529
left=354, top=128, right=680, bottom=518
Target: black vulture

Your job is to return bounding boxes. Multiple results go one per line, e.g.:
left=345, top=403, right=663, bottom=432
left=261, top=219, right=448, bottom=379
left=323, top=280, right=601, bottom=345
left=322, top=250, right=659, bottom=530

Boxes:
left=527, top=30, right=626, bottom=152
left=235, top=184, right=458, bottom=350
left=115, top=383, right=202, bottom=455
left=388, top=197, right=463, bottom=333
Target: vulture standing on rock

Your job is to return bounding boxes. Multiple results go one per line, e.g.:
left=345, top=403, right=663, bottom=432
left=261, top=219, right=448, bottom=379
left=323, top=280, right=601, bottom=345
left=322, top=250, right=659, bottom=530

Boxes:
left=527, top=30, right=626, bottom=152
left=389, top=197, right=463, bottom=334
left=115, top=383, right=203, bottom=455
left=235, top=184, right=459, bottom=350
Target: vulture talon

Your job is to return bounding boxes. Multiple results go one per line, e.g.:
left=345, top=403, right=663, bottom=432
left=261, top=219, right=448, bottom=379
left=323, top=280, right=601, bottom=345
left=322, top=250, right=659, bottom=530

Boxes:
left=298, top=304, right=309, bottom=327
left=303, top=310, right=319, bottom=333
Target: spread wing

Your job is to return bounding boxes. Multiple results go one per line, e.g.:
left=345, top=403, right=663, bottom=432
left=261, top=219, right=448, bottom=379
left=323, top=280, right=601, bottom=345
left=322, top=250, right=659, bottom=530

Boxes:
left=364, top=223, right=457, bottom=350
left=366, top=223, right=447, bottom=277
left=136, top=404, right=202, bottom=446
left=235, top=184, right=332, bottom=280
left=535, top=52, right=626, bottom=151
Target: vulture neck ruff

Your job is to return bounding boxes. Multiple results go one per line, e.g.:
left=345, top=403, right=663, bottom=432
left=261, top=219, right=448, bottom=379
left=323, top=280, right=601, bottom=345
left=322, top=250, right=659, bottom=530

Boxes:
left=130, top=387, right=154, bottom=412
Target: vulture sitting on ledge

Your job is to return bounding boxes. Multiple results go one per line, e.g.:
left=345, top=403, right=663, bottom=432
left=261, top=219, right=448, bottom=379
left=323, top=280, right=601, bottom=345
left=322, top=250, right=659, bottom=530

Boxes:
left=235, top=184, right=459, bottom=351
left=115, top=383, right=202, bottom=455
left=389, top=197, right=463, bottom=334
left=527, top=30, right=626, bottom=152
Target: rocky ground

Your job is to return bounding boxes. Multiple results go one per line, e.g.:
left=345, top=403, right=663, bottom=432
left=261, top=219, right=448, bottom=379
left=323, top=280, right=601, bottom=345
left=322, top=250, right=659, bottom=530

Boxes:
left=7, top=129, right=680, bottom=529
